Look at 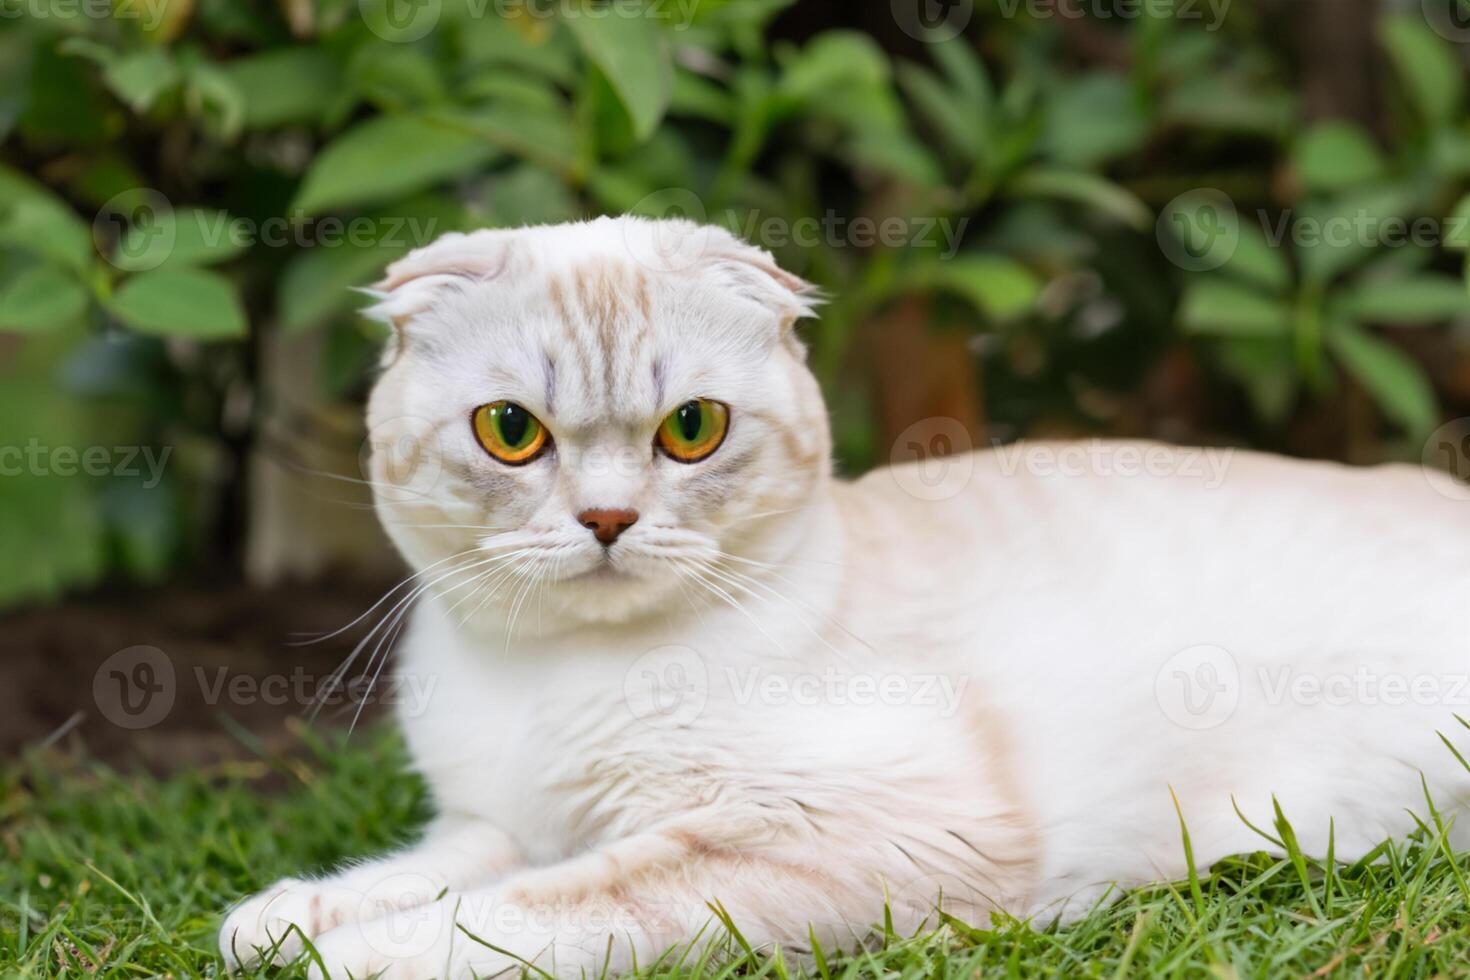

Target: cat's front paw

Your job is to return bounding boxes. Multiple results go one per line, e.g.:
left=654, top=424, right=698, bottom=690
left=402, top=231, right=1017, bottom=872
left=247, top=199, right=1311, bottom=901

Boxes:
left=306, top=901, right=462, bottom=980
left=218, top=877, right=357, bottom=971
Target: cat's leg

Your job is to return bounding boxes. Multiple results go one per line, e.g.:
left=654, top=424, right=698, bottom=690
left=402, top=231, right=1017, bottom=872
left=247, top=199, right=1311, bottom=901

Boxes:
left=219, top=815, right=523, bottom=972
left=307, top=853, right=876, bottom=980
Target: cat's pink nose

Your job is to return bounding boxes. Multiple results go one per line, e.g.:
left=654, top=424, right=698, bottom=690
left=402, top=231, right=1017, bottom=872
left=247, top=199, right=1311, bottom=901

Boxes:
left=577, top=508, right=639, bottom=545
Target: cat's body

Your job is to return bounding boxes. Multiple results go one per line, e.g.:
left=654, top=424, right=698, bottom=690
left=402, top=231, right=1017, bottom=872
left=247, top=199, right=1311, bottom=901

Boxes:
left=221, top=219, right=1470, bottom=979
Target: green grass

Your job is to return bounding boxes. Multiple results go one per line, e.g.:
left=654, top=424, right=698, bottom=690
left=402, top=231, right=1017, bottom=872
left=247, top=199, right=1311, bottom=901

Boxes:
left=3, top=724, right=1469, bottom=979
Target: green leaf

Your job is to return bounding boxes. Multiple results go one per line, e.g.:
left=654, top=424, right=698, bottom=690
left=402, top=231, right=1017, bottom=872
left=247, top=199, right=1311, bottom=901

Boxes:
left=456, top=12, right=577, bottom=85
left=930, top=35, right=990, bottom=114
left=1179, top=279, right=1291, bottom=336
left=779, top=31, right=890, bottom=104
left=222, top=48, right=340, bottom=129
left=460, top=70, right=564, bottom=113
left=774, top=33, right=908, bottom=145
left=1296, top=184, right=1417, bottom=285
left=22, top=44, right=114, bottom=146
left=1160, top=189, right=1290, bottom=292
left=103, top=48, right=181, bottom=114
left=897, top=61, right=983, bottom=162
left=564, top=7, right=672, bottom=141
left=1222, top=226, right=1292, bottom=293
left=349, top=44, right=448, bottom=111
left=1009, top=168, right=1152, bottom=230
left=670, top=69, right=735, bottom=124
left=292, top=114, right=500, bottom=215
left=1333, top=274, right=1470, bottom=325
left=1160, top=79, right=1295, bottom=139
left=901, top=254, right=1042, bottom=321
left=1444, top=193, right=1470, bottom=251
left=0, top=264, right=88, bottom=333
left=111, top=207, right=248, bottom=272
left=108, top=268, right=247, bottom=339
left=1293, top=121, right=1385, bottom=193
left=0, top=195, right=93, bottom=272
left=1216, top=336, right=1296, bottom=424
left=56, top=36, right=116, bottom=70
left=1430, top=126, right=1470, bottom=179
left=439, top=104, right=578, bottom=176
left=1328, top=321, right=1438, bottom=436
left=1380, top=15, right=1463, bottom=126
left=847, top=128, right=944, bottom=186
left=183, top=56, right=247, bottom=143
left=1042, top=74, right=1149, bottom=168
left=484, top=166, right=579, bottom=226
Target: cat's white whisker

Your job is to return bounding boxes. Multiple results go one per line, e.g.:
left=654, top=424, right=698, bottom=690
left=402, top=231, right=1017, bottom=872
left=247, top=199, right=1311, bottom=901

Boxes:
left=291, top=545, right=483, bottom=647
left=712, top=551, right=877, bottom=656
left=677, top=559, right=791, bottom=656
left=456, top=563, right=527, bottom=630
left=441, top=549, right=535, bottom=622
left=308, top=551, right=510, bottom=721
left=696, top=560, right=859, bottom=666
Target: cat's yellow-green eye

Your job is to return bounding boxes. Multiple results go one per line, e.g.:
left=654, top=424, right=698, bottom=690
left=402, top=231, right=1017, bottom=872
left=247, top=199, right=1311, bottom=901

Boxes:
left=656, top=399, right=729, bottom=463
left=472, top=401, right=548, bottom=465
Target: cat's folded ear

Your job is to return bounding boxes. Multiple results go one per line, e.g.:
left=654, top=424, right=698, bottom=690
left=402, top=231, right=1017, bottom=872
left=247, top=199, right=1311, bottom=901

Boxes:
left=360, top=230, right=509, bottom=332
left=688, top=225, right=823, bottom=331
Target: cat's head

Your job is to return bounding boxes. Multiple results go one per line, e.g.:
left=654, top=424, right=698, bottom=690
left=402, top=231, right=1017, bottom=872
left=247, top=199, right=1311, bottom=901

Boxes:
left=363, top=217, right=830, bottom=629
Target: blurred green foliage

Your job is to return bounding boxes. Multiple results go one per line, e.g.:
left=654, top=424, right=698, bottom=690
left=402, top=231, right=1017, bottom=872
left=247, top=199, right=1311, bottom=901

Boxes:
left=2, top=0, right=1470, bottom=608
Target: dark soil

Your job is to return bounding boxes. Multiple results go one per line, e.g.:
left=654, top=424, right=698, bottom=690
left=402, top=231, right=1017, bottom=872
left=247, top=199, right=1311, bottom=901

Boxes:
left=0, top=578, right=404, bottom=772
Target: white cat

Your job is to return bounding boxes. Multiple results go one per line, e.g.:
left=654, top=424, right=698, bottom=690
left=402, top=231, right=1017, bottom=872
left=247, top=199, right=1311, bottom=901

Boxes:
left=221, top=217, right=1470, bottom=979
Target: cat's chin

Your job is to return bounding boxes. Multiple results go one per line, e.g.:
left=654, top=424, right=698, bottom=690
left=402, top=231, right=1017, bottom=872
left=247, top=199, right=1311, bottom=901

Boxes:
left=541, top=558, right=689, bottom=626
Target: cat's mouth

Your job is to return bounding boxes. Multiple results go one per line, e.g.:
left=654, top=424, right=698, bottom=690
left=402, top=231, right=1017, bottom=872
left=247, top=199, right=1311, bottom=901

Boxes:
left=565, top=558, right=627, bottom=583
left=559, top=546, right=700, bottom=588
left=559, top=545, right=663, bottom=584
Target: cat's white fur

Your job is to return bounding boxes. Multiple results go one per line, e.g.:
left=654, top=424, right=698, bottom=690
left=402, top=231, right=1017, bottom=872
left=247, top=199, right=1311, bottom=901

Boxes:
left=221, top=217, right=1470, bottom=979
